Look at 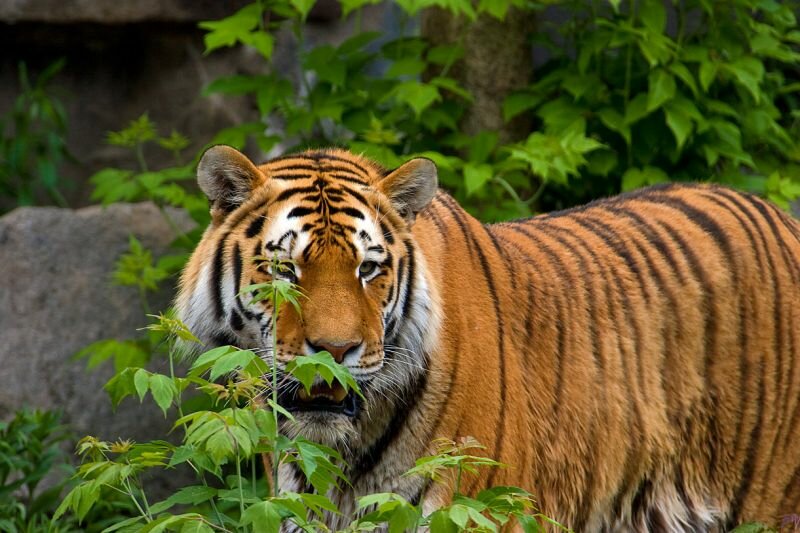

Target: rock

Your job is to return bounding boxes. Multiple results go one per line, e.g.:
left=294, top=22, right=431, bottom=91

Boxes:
left=0, top=203, right=193, bottom=470
left=0, top=0, right=250, bottom=23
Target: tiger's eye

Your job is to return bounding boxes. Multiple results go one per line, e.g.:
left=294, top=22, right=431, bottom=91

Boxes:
left=359, top=261, right=378, bottom=278
left=273, top=262, right=297, bottom=283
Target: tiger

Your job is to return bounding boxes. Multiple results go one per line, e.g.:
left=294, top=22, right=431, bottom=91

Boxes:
left=176, top=144, right=800, bottom=531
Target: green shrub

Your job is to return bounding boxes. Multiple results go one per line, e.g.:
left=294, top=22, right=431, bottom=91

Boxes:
left=0, top=60, right=72, bottom=211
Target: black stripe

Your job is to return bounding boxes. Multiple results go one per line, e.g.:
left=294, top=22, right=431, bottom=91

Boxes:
left=329, top=173, right=370, bottom=186
left=645, top=193, right=737, bottom=283
left=211, top=331, right=238, bottom=347
left=211, top=232, right=229, bottom=320
left=573, top=216, right=651, bottom=305
left=230, top=309, right=244, bottom=331
left=351, top=370, right=428, bottom=480
left=332, top=206, right=364, bottom=219
left=437, top=194, right=478, bottom=257
left=275, top=186, right=317, bottom=203
left=602, top=206, right=689, bottom=285
left=287, top=206, right=315, bottom=218
left=317, top=153, right=373, bottom=177
left=245, top=215, right=266, bottom=238
left=704, top=190, right=780, bottom=461
left=339, top=185, right=370, bottom=206
left=399, top=240, right=416, bottom=321
left=379, top=219, right=395, bottom=245
left=271, top=173, right=315, bottom=180
left=724, top=193, right=789, bottom=486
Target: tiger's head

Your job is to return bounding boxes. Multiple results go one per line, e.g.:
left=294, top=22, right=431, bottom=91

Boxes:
left=176, top=145, right=440, bottom=448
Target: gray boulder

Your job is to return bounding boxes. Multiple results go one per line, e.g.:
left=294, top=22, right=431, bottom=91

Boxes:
left=0, top=202, right=193, bottom=448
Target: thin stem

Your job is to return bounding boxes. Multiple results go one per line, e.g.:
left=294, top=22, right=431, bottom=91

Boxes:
left=354, top=8, right=362, bottom=34
left=156, top=203, right=193, bottom=248
left=236, top=452, right=246, bottom=519
left=138, top=285, right=151, bottom=315
left=271, top=285, right=281, bottom=497
left=135, top=143, right=148, bottom=173
left=198, top=469, right=227, bottom=527
left=122, top=478, right=151, bottom=522
left=136, top=476, right=153, bottom=520
left=493, top=175, right=545, bottom=208
left=252, top=455, right=258, bottom=497
left=439, top=32, right=467, bottom=79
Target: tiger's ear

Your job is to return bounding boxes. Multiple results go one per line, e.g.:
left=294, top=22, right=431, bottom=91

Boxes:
left=377, top=158, right=438, bottom=224
left=197, top=145, right=266, bottom=217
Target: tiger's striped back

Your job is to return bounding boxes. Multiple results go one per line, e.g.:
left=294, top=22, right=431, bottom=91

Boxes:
left=415, top=183, right=800, bottom=530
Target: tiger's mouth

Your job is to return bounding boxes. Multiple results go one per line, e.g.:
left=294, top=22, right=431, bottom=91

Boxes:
left=279, top=382, right=360, bottom=418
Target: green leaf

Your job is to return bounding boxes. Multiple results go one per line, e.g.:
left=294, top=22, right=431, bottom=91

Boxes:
left=721, top=58, right=764, bottom=103
left=284, top=351, right=363, bottom=398
left=625, top=94, right=651, bottom=125
left=209, top=349, right=256, bottom=381
left=479, top=0, right=513, bottom=19
left=386, top=58, right=427, bottom=78
left=668, top=62, right=698, bottom=97
left=304, top=46, right=347, bottom=87
left=179, top=520, right=214, bottom=533
left=597, top=108, right=631, bottom=146
left=640, top=0, right=666, bottom=33
left=290, top=0, right=317, bottom=20
left=503, top=91, right=541, bottom=122
left=664, top=102, right=693, bottom=151
left=134, top=368, right=149, bottom=401
left=191, top=345, right=237, bottom=373
left=449, top=505, right=470, bottom=528
left=647, top=69, right=676, bottom=112
left=463, top=163, right=493, bottom=196
left=149, top=374, right=177, bottom=415
left=199, top=5, right=261, bottom=54
left=428, top=509, right=458, bottom=533
left=699, top=60, right=717, bottom=92
left=621, top=166, right=669, bottom=191
left=203, top=75, right=267, bottom=96
left=429, top=77, right=473, bottom=101
left=390, top=81, right=441, bottom=117
left=428, top=44, right=464, bottom=66
left=104, top=368, right=139, bottom=408
left=339, top=0, right=382, bottom=16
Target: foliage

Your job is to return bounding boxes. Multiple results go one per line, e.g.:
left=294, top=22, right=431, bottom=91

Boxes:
left=514, top=0, right=800, bottom=210
left=189, top=0, right=800, bottom=220
left=0, top=409, right=135, bottom=532
left=0, top=409, right=71, bottom=532
left=0, top=60, right=72, bottom=211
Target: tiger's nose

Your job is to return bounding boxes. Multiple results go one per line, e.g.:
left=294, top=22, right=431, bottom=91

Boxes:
left=306, top=339, right=363, bottom=363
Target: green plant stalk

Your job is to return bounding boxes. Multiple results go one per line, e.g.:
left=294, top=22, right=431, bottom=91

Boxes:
left=121, top=477, right=151, bottom=522
left=156, top=204, right=194, bottom=248
left=236, top=451, right=246, bottom=520
left=271, top=283, right=280, bottom=498
left=251, top=456, right=257, bottom=498
left=139, top=285, right=151, bottom=315
left=135, top=143, right=148, bottom=173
